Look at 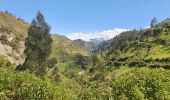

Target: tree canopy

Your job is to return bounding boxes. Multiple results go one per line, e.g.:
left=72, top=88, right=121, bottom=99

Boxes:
left=16, top=11, right=53, bottom=78
left=151, top=17, right=158, bottom=27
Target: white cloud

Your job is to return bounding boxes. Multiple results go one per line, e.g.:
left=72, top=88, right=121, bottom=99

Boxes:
left=145, top=26, right=151, bottom=29
left=66, top=28, right=128, bottom=41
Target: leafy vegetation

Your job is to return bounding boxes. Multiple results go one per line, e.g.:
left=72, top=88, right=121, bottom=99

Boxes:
left=16, top=12, right=53, bottom=79
left=0, top=11, right=170, bottom=99
left=0, top=56, right=12, bottom=67
left=1, top=64, right=170, bottom=99
left=96, top=19, right=170, bottom=69
left=0, top=67, right=79, bottom=99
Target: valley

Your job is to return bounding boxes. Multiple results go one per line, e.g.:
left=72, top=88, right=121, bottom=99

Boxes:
left=0, top=11, right=170, bottom=100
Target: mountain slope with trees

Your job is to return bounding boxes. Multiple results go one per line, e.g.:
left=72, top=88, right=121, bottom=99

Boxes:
left=0, top=11, right=92, bottom=65
left=0, top=11, right=170, bottom=99
left=96, top=19, right=170, bottom=69
left=73, top=39, right=97, bottom=53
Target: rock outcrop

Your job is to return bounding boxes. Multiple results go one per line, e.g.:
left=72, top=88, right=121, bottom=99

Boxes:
left=0, top=12, right=29, bottom=64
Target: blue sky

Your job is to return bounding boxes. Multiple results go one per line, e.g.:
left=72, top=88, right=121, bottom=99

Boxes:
left=0, top=0, right=170, bottom=37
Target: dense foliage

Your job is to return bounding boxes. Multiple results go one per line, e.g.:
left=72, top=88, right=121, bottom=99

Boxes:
left=1, top=65, right=170, bottom=99
left=112, top=68, right=170, bottom=100
left=97, top=29, right=143, bottom=54
left=0, top=67, right=78, bottom=99
left=96, top=19, right=170, bottom=69
left=16, top=12, right=53, bottom=78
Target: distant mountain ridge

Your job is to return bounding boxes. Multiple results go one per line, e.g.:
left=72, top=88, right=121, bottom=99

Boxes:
left=50, top=34, right=91, bottom=63
left=90, top=38, right=105, bottom=45
left=73, top=39, right=97, bottom=53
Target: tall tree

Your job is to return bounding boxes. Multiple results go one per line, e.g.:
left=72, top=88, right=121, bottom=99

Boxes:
left=151, top=17, right=158, bottom=27
left=17, top=11, right=53, bottom=78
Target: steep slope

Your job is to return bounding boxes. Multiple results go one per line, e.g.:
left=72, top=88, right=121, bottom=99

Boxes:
left=0, top=12, right=29, bottom=64
left=50, top=34, right=89, bottom=63
left=96, top=30, right=141, bottom=54
left=98, top=19, right=170, bottom=69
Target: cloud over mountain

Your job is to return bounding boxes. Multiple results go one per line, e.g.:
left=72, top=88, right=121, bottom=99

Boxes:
left=66, top=28, right=128, bottom=41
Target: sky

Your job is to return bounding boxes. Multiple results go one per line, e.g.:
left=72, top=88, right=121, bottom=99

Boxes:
left=0, top=0, right=170, bottom=41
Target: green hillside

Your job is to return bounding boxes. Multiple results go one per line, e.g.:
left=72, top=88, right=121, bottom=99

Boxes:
left=0, top=11, right=170, bottom=99
left=97, top=19, right=170, bottom=69
left=51, top=34, right=89, bottom=63
left=0, top=11, right=29, bottom=35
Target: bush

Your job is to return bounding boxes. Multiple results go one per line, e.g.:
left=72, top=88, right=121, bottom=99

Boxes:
left=114, top=61, right=122, bottom=68
left=48, top=67, right=60, bottom=82
left=47, top=57, right=57, bottom=68
left=127, top=57, right=146, bottom=67
left=0, top=56, right=12, bottom=67
left=0, top=67, right=78, bottom=99
left=112, top=68, right=170, bottom=100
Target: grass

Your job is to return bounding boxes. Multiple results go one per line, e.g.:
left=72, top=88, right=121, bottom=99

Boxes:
left=0, top=12, right=29, bottom=35
left=112, top=67, right=134, bottom=79
left=55, top=62, right=79, bottom=72
left=50, top=34, right=90, bottom=64
left=147, top=45, right=170, bottom=59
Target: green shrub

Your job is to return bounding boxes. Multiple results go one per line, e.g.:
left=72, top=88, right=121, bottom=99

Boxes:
left=48, top=67, right=60, bottom=83
left=127, top=57, right=146, bottom=67
left=0, top=56, right=12, bottom=67
left=112, top=68, right=170, bottom=100
left=0, top=67, right=78, bottom=99
left=47, top=57, right=57, bottom=68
